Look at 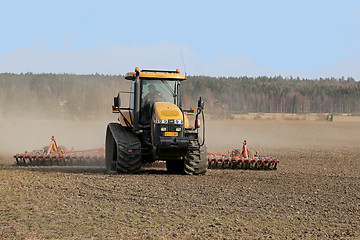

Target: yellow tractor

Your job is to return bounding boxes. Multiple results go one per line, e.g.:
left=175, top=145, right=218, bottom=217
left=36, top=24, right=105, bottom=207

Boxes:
left=105, top=67, right=207, bottom=174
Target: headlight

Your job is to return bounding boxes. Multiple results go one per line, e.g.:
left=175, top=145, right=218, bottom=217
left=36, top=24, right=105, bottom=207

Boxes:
left=175, top=127, right=182, bottom=132
left=156, top=119, right=168, bottom=124
left=174, top=119, right=183, bottom=124
left=160, top=127, right=167, bottom=131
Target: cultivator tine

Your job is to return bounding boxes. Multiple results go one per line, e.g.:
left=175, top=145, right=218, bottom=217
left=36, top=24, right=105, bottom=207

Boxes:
left=230, top=157, right=237, bottom=169
left=223, top=157, right=229, bottom=168
left=36, top=154, right=40, bottom=165
left=24, top=154, right=31, bottom=165
left=15, top=154, right=21, bottom=165
left=237, top=157, right=243, bottom=169
left=55, top=154, right=59, bottom=165
left=217, top=157, right=222, bottom=168
left=65, top=154, right=70, bottom=165
left=30, top=155, right=35, bottom=166
left=249, top=158, right=255, bottom=169
left=14, top=154, right=19, bottom=165
left=208, top=155, right=216, bottom=169
left=23, top=154, right=28, bottom=165
left=270, top=158, right=279, bottom=170
left=71, top=155, right=77, bottom=165
left=263, top=157, right=269, bottom=170
left=256, top=158, right=263, bottom=170
left=58, top=154, right=64, bottom=165
left=79, top=155, right=84, bottom=165
left=243, top=158, right=250, bottom=169
left=37, top=154, right=43, bottom=165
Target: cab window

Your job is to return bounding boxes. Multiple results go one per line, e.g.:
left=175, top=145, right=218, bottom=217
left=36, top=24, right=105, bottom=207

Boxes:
left=140, top=80, right=177, bottom=124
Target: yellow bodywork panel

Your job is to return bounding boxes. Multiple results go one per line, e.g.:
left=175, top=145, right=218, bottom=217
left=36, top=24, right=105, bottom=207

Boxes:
left=125, top=71, right=186, bottom=81
left=153, top=102, right=190, bottom=128
left=119, top=111, right=133, bottom=127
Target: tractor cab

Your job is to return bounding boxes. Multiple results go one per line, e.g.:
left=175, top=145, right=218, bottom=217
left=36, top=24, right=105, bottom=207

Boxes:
left=107, top=67, right=207, bottom=175
left=115, top=68, right=188, bottom=129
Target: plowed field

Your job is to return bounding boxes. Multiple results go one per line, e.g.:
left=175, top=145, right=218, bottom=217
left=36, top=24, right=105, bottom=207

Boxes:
left=1, top=119, right=359, bottom=239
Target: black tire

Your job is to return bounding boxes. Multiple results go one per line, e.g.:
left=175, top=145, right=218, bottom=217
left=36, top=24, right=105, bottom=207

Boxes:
left=105, top=123, right=142, bottom=174
left=184, top=140, right=208, bottom=175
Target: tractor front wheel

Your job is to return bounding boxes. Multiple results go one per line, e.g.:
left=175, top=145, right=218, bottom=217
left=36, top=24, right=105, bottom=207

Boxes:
left=184, top=140, right=208, bottom=175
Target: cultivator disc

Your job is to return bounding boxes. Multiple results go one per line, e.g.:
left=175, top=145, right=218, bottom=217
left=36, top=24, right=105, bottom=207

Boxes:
left=207, top=152, right=279, bottom=170
left=13, top=148, right=105, bottom=166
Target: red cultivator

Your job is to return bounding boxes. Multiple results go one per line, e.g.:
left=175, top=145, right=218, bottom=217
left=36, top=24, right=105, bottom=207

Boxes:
left=13, top=148, right=105, bottom=166
left=208, top=152, right=279, bottom=170
left=13, top=138, right=278, bottom=171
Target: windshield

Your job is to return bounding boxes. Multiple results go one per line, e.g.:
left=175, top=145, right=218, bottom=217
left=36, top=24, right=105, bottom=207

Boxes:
left=140, top=79, right=177, bottom=124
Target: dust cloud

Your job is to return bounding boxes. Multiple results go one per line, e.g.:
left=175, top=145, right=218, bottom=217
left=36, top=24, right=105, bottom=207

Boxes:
left=0, top=118, right=118, bottom=165
left=0, top=89, right=119, bottom=165
left=205, top=119, right=360, bottom=154
left=1, top=105, right=360, bottom=166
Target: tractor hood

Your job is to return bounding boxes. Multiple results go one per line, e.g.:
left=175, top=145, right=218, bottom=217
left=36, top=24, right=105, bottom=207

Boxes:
left=153, top=102, right=190, bottom=128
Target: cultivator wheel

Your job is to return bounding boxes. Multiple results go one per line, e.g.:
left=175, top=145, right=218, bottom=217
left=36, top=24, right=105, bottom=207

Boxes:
left=207, top=152, right=279, bottom=170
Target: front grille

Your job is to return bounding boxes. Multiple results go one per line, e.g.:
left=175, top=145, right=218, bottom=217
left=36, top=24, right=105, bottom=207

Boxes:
left=161, top=124, right=182, bottom=132
left=153, top=123, right=184, bottom=146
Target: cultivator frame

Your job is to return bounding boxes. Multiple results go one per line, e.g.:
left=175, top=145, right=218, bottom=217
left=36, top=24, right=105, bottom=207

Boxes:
left=208, top=152, right=279, bottom=170
left=13, top=148, right=105, bottom=166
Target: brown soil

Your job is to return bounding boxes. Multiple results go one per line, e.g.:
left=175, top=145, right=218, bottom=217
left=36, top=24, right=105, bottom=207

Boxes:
left=0, top=119, right=359, bottom=239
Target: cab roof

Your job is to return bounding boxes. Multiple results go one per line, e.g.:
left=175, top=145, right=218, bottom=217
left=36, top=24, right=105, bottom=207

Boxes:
left=125, top=69, right=186, bottom=81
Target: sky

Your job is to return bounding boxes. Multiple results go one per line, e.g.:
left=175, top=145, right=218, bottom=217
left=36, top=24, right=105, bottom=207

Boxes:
left=0, top=0, right=359, bottom=79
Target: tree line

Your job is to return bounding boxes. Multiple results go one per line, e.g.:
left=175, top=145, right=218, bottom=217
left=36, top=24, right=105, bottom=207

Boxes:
left=0, top=73, right=124, bottom=120
left=183, top=75, right=360, bottom=116
left=0, top=73, right=359, bottom=120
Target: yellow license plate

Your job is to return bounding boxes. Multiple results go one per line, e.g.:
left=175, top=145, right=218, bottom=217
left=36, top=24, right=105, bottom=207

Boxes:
left=165, top=132, right=178, bottom=137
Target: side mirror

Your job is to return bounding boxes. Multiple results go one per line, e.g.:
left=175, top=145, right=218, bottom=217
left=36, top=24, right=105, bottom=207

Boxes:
left=197, top=97, right=204, bottom=109
left=114, top=93, right=121, bottom=108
